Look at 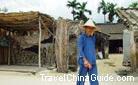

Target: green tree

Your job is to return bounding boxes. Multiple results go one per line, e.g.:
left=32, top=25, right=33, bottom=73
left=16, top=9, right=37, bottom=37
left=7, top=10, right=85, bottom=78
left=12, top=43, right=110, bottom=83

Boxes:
left=98, top=0, right=108, bottom=23
left=67, top=0, right=80, bottom=20
left=129, top=2, right=138, bottom=8
left=107, top=3, right=117, bottom=23
left=74, top=2, right=92, bottom=22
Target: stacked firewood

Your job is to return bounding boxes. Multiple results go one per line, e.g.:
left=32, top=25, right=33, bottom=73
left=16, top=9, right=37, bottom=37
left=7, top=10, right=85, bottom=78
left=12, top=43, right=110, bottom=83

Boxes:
left=11, top=43, right=56, bottom=67
left=13, top=50, right=38, bottom=65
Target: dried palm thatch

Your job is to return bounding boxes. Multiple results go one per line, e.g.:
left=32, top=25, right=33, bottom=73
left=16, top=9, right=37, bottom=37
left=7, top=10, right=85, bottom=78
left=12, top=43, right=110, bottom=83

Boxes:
left=0, top=11, right=55, bottom=30
left=0, top=11, right=56, bottom=48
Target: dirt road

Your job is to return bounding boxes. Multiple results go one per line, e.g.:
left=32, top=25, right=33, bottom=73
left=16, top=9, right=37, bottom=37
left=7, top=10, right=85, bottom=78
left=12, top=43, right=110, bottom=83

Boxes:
left=0, top=54, right=137, bottom=85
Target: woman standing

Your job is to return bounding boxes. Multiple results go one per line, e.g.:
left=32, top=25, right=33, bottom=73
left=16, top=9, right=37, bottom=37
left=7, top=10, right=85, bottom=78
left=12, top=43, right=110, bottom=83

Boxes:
left=77, top=19, right=99, bottom=85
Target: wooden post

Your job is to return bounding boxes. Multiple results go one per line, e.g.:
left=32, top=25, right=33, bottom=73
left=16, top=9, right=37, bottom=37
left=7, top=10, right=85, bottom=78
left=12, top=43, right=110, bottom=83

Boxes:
left=8, top=32, right=11, bottom=65
left=55, top=18, right=68, bottom=73
left=38, top=17, right=42, bottom=68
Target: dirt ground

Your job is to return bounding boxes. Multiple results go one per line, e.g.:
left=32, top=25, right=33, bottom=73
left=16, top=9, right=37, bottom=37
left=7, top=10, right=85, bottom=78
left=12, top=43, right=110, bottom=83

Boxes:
left=0, top=54, right=137, bottom=85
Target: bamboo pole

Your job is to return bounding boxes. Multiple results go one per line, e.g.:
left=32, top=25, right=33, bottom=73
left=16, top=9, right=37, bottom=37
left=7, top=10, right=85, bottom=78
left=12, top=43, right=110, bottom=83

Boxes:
left=38, top=17, right=42, bottom=68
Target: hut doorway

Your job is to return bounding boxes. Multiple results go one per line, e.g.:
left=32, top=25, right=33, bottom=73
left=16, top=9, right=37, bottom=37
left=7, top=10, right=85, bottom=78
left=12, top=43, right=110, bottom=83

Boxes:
left=109, top=39, right=123, bottom=53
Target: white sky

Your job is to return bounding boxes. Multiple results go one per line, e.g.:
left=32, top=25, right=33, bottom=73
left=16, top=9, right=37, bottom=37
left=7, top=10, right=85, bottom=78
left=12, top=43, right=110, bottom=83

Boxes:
left=0, top=0, right=137, bottom=23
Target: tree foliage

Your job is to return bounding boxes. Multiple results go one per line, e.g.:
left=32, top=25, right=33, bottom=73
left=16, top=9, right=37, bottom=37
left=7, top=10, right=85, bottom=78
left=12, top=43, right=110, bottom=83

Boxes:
left=129, top=2, right=138, bottom=8
left=98, top=0, right=108, bottom=23
left=67, top=0, right=92, bottom=22
left=98, top=0, right=117, bottom=23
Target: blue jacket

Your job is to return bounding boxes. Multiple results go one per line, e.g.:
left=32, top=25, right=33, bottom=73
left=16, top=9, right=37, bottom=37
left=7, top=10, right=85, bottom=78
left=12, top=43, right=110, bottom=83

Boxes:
left=77, top=33, right=96, bottom=65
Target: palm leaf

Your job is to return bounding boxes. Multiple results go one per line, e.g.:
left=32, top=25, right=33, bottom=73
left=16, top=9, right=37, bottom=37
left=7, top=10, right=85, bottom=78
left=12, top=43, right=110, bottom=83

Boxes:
left=85, top=9, right=92, bottom=15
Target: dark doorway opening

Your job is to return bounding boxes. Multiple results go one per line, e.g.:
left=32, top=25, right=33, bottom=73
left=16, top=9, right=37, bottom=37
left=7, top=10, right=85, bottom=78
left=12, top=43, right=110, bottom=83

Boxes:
left=109, top=39, right=123, bottom=53
left=0, top=47, right=8, bottom=64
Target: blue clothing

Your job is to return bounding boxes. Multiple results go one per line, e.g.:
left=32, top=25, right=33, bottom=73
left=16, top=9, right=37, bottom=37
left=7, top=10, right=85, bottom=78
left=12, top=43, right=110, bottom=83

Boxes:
left=77, top=33, right=99, bottom=85
left=77, top=64, right=99, bottom=85
left=77, top=33, right=96, bottom=65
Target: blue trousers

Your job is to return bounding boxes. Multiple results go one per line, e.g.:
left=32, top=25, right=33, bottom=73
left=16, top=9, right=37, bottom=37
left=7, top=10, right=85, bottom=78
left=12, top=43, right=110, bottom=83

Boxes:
left=77, top=64, right=99, bottom=85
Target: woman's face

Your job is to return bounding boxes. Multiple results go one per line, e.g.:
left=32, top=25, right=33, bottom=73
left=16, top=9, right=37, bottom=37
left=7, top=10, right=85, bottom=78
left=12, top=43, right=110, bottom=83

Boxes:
left=85, top=26, right=95, bottom=35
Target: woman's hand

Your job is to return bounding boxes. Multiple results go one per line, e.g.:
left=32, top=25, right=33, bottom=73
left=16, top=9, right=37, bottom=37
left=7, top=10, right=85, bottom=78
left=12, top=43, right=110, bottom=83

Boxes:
left=83, top=57, right=92, bottom=69
left=88, top=63, right=92, bottom=69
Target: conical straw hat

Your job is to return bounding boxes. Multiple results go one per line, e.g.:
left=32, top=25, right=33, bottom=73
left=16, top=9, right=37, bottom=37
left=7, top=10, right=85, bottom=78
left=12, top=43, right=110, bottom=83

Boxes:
left=83, top=18, right=96, bottom=28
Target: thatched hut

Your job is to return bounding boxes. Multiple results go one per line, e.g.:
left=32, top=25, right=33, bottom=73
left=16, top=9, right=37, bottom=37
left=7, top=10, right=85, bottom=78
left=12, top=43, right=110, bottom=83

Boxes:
left=117, top=8, right=138, bottom=71
left=0, top=11, right=56, bottom=68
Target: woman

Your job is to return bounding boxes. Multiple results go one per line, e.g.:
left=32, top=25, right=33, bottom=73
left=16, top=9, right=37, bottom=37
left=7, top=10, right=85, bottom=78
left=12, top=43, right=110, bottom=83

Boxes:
left=77, top=19, right=99, bottom=85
